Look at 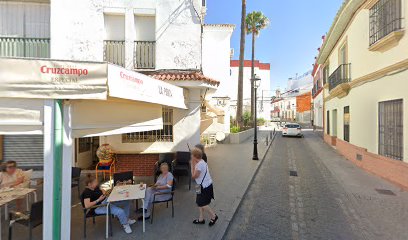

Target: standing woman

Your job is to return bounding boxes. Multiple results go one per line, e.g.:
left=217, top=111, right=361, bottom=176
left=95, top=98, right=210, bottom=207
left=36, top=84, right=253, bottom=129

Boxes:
left=194, top=144, right=207, bottom=162
left=191, top=148, right=218, bottom=226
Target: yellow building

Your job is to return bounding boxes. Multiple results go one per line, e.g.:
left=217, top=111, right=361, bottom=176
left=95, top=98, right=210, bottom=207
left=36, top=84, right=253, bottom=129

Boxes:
left=318, top=0, right=408, bottom=189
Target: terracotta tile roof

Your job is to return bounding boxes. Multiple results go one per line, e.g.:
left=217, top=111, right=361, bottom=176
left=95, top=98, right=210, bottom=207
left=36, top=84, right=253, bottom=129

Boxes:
left=143, top=70, right=220, bottom=86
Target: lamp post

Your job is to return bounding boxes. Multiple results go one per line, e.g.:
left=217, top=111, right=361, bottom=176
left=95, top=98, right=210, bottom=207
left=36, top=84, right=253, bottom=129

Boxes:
left=252, top=74, right=261, bottom=160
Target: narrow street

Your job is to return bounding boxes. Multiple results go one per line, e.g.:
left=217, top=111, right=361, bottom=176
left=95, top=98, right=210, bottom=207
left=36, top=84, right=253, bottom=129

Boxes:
left=224, top=130, right=408, bottom=240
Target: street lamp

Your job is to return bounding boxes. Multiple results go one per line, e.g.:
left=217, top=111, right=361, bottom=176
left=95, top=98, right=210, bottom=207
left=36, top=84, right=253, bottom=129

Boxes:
left=252, top=74, right=261, bottom=160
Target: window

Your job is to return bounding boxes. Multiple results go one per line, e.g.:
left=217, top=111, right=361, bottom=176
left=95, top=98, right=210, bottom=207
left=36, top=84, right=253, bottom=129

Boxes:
left=379, top=99, right=403, bottom=160
left=78, top=138, right=91, bottom=153
left=369, top=0, right=402, bottom=46
left=344, top=106, right=350, bottom=142
left=326, top=110, right=330, bottom=134
left=104, top=14, right=125, bottom=67
left=323, top=65, right=329, bottom=85
left=122, top=108, right=174, bottom=143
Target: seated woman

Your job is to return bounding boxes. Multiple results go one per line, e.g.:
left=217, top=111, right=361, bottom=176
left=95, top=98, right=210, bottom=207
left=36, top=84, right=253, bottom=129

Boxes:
left=0, top=161, right=26, bottom=188
left=81, top=175, right=136, bottom=234
left=138, top=162, right=174, bottom=221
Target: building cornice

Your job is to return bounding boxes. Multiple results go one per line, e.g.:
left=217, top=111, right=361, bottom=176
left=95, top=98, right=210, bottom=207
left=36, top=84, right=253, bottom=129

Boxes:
left=317, top=0, right=366, bottom=64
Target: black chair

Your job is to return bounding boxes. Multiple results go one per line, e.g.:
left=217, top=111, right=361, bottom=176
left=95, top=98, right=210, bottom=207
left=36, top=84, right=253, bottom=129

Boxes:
left=154, top=153, right=175, bottom=181
left=172, top=151, right=191, bottom=190
left=72, top=167, right=82, bottom=199
left=150, top=179, right=176, bottom=224
left=8, top=201, right=43, bottom=240
left=113, top=171, right=134, bottom=186
left=80, top=193, right=113, bottom=238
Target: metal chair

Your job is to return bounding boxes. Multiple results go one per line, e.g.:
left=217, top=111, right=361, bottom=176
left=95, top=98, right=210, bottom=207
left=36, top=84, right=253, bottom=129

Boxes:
left=80, top=193, right=113, bottom=238
left=172, top=151, right=191, bottom=190
left=8, top=201, right=43, bottom=240
left=150, top=179, right=176, bottom=224
left=71, top=167, right=82, bottom=199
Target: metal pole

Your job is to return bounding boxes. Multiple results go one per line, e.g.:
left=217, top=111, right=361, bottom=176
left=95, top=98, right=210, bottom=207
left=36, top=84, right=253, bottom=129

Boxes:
left=53, top=99, right=63, bottom=240
left=253, top=82, right=259, bottom=160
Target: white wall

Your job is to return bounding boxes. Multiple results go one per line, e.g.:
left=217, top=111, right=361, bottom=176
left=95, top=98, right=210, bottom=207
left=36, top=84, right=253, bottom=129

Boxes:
left=50, top=0, right=203, bottom=70
left=104, top=88, right=201, bottom=153
left=202, top=25, right=234, bottom=132
left=313, top=92, right=324, bottom=128
left=230, top=63, right=272, bottom=120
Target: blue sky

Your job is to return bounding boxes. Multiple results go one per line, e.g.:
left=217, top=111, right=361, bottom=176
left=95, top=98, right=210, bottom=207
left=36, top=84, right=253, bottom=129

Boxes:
left=205, top=0, right=344, bottom=90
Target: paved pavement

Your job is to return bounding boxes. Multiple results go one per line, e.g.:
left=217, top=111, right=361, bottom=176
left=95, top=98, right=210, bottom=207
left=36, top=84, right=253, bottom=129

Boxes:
left=3, top=128, right=275, bottom=240
left=224, top=130, right=408, bottom=240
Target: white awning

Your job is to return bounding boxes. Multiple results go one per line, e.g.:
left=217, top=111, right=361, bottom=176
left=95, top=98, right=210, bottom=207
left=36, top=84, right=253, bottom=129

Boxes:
left=70, top=98, right=163, bottom=137
left=0, top=98, right=44, bottom=135
left=0, top=58, right=187, bottom=109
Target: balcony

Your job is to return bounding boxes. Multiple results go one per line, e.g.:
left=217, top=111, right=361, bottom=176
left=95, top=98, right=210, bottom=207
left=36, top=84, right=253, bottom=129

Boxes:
left=329, top=64, right=351, bottom=91
left=104, top=40, right=125, bottom=67
left=134, top=41, right=156, bottom=69
left=0, top=37, right=50, bottom=58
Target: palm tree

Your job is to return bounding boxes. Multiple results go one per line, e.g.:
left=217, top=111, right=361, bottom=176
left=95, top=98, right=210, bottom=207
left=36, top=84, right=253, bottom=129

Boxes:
left=236, top=0, right=246, bottom=128
left=246, top=11, right=269, bottom=117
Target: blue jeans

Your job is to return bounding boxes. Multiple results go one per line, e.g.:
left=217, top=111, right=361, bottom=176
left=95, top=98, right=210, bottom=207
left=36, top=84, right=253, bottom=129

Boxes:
left=95, top=199, right=130, bottom=225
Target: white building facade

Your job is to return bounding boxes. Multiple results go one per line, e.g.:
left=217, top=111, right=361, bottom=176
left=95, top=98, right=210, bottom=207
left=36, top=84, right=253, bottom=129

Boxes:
left=229, top=60, right=272, bottom=121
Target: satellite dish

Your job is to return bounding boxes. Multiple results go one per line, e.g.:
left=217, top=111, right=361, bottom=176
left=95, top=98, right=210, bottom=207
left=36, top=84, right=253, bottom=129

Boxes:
left=215, top=132, right=226, bottom=142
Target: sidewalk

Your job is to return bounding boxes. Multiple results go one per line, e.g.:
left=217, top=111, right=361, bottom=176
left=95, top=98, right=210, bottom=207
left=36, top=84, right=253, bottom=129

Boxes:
left=63, top=128, right=276, bottom=240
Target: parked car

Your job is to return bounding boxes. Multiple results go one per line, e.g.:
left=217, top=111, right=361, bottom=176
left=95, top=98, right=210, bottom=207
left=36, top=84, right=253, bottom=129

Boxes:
left=282, top=123, right=303, bottom=137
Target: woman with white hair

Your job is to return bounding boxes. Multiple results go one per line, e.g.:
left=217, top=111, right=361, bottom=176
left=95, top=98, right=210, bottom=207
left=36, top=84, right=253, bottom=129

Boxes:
left=137, top=162, right=174, bottom=221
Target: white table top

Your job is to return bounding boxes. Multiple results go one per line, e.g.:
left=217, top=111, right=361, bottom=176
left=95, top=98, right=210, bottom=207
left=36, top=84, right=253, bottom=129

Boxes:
left=107, top=184, right=146, bottom=203
left=0, top=187, right=36, bottom=206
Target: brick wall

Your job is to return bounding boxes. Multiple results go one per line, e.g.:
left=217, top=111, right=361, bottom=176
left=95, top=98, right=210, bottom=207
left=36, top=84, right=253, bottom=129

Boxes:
left=116, top=154, right=159, bottom=176
left=296, top=92, right=312, bottom=113
left=328, top=137, right=408, bottom=190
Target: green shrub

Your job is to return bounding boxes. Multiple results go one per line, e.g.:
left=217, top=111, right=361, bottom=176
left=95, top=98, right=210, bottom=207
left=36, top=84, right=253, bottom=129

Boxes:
left=257, top=118, right=266, bottom=126
left=230, top=125, right=241, bottom=133
left=243, top=111, right=252, bottom=126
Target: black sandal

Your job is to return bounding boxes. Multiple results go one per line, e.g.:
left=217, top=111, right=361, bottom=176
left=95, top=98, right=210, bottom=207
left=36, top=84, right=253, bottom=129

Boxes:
left=209, top=214, right=218, bottom=226
left=193, top=219, right=205, bottom=224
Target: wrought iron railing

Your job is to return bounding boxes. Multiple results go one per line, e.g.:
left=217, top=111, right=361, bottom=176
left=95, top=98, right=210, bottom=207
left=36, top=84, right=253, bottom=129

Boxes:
left=0, top=37, right=50, bottom=58
left=134, top=41, right=156, bottom=69
left=329, top=63, right=351, bottom=91
left=104, top=40, right=125, bottom=67
left=369, top=0, right=403, bottom=46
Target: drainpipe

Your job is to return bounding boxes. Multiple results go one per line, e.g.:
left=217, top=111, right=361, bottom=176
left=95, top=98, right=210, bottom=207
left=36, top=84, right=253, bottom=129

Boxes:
left=53, top=99, right=63, bottom=240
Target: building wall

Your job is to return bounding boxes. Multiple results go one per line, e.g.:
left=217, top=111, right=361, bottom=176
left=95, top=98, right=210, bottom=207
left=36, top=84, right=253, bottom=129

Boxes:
left=50, top=0, right=203, bottom=69
left=202, top=25, right=234, bottom=132
left=230, top=60, right=271, bottom=120
left=325, top=70, right=408, bottom=162
left=104, top=88, right=201, bottom=154
left=323, top=1, right=408, bottom=162
left=313, top=91, right=324, bottom=128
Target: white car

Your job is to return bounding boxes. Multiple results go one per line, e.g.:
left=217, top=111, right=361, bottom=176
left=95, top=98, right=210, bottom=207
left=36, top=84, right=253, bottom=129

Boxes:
left=282, top=123, right=303, bottom=137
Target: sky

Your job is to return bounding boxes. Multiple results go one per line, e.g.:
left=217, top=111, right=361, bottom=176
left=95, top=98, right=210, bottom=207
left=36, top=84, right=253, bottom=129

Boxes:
left=205, top=0, right=344, bottom=90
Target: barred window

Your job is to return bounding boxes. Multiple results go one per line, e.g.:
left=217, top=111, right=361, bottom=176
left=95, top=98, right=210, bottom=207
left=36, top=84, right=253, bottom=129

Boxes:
left=369, top=0, right=402, bottom=46
left=379, top=99, right=403, bottom=160
left=122, top=108, right=173, bottom=143
left=78, top=138, right=91, bottom=153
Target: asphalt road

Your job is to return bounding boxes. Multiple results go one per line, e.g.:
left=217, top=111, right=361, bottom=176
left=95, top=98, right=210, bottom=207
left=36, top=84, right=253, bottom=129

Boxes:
left=223, top=130, right=408, bottom=240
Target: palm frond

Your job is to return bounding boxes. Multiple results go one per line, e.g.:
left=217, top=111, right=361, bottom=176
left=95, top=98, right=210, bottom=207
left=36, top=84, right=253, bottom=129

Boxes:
left=245, top=11, right=270, bottom=36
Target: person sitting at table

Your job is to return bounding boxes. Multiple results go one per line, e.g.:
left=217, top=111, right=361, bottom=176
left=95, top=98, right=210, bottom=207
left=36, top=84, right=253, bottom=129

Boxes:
left=81, top=174, right=136, bottom=234
left=137, top=162, right=174, bottom=221
left=0, top=161, right=26, bottom=188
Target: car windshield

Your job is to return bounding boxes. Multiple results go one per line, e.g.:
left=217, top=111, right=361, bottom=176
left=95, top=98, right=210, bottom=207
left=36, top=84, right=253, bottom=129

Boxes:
left=286, top=124, right=300, bottom=128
